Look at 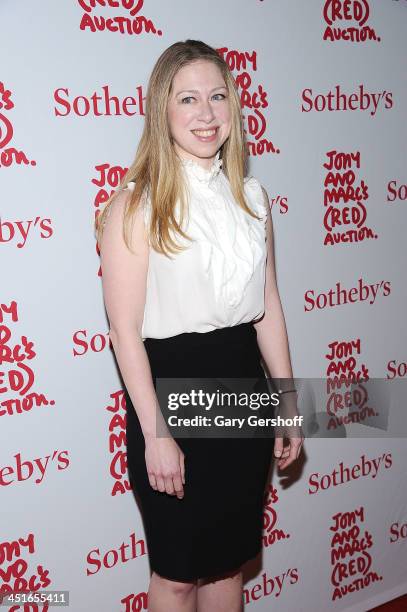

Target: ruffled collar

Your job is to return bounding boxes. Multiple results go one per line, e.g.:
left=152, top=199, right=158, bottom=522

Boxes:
left=179, top=150, right=223, bottom=184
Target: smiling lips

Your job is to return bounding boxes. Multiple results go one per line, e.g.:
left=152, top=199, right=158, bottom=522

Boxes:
left=191, top=127, right=219, bottom=141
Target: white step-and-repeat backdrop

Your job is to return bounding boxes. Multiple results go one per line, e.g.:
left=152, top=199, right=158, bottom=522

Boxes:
left=1, top=1, right=406, bottom=610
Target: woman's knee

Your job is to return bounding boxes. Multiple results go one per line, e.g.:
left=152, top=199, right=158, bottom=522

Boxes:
left=152, top=572, right=197, bottom=597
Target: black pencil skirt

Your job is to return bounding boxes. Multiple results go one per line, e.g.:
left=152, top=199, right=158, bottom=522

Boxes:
left=124, top=322, right=275, bottom=582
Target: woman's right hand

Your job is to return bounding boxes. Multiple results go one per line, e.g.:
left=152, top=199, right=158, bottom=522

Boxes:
left=144, top=435, right=185, bottom=499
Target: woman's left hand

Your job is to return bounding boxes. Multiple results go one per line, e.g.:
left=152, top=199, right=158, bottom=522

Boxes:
left=274, top=434, right=304, bottom=470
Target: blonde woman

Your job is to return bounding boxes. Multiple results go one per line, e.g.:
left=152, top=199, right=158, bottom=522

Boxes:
left=96, top=40, right=303, bottom=612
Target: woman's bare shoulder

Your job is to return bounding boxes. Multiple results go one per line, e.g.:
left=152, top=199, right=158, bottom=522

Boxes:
left=100, top=184, right=148, bottom=256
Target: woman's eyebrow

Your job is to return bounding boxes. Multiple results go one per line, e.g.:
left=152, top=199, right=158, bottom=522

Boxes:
left=175, top=86, right=227, bottom=96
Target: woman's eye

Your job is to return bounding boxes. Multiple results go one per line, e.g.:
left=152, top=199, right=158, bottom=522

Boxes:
left=181, top=94, right=227, bottom=104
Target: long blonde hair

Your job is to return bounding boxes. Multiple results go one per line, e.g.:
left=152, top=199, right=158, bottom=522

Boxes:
left=94, top=39, right=261, bottom=257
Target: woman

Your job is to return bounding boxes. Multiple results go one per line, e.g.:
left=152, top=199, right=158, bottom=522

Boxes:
left=96, top=40, right=303, bottom=612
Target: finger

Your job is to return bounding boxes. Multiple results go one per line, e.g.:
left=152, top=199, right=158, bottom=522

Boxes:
left=148, top=473, right=158, bottom=490
left=156, top=476, right=165, bottom=493
left=180, top=454, right=185, bottom=485
left=274, top=437, right=284, bottom=458
left=277, top=443, right=293, bottom=465
left=172, top=474, right=184, bottom=499
left=277, top=442, right=290, bottom=458
left=278, top=451, right=291, bottom=465
left=164, top=476, right=175, bottom=496
left=278, top=447, right=297, bottom=470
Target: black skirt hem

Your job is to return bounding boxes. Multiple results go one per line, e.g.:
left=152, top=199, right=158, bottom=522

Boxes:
left=149, top=541, right=262, bottom=583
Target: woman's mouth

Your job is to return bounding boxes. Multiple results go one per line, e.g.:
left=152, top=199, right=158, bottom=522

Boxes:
left=191, top=127, right=219, bottom=142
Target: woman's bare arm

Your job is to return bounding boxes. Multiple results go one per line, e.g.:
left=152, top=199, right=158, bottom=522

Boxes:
left=99, top=190, right=185, bottom=498
left=253, top=186, right=304, bottom=468
left=99, top=190, right=159, bottom=439
left=253, top=187, right=294, bottom=385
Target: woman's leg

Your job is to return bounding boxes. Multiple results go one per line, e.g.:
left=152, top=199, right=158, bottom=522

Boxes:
left=197, top=569, right=243, bottom=612
left=148, top=572, right=198, bottom=612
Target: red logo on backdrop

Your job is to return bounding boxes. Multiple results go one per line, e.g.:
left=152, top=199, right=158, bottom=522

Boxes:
left=0, top=215, right=53, bottom=249
left=0, top=451, right=70, bottom=488
left=262, top=484, right=290, bottom=548
left=323, top=150, right=377, bottom=246
left=304, top=277, right=391, bottom=312
left=0, top=83, right=35, bottom=169
left=121, top=590, right=148, bottom=611
left=106, top=390, right=132, bottom=496
left=325, top=338, right=375, bottom=429
left=387, top=177, right=407, bottom=206
left=218, top=48, right=276, bottom=158
left=78, top=0, right=162, bottom=37
left=73, top=328, right=112, bottom=356
left=219, top=47, right=289, bottom=212
left=323, top=0, right=379, bottom=42
left=330, top=506, right=383, bottom=601
left=86, top=532, right=147, bottom=576
left=93, top=163, right=128, bottom=274
left=0, top=533, right=52, bottom=607
left=387, top=357, right=407, bottom=380
left=308, top=452, right=393, bottom=494
left=302, top=84, right=393, bottom=115
left=54, top=85, right=145, bottom=118
left=389, top=519, right=407, bottom=544
left=240, top=484, right=298, bottom=604
left=242, top=567, right=299, bottom=605
left=0, top=301, right=55, bottom=419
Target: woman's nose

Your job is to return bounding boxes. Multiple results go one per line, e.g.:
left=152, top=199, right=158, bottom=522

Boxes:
left=197, top=100, right=216, bottom=122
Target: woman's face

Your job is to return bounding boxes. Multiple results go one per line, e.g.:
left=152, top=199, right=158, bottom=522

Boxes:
left=167, top=60, right=232, bottom=170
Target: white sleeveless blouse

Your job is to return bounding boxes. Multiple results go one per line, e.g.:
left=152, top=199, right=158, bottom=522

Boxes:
left=124, top=152, right=268, bottom=340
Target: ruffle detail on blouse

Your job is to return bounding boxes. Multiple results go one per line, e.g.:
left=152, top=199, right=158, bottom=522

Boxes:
left=243, top=176, right=269, bottom=231
left=188, top=175, right=267, bottom=309
left=179, top=150, right=223, bottom=184
left=125, top=174, right=268, bottom=311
